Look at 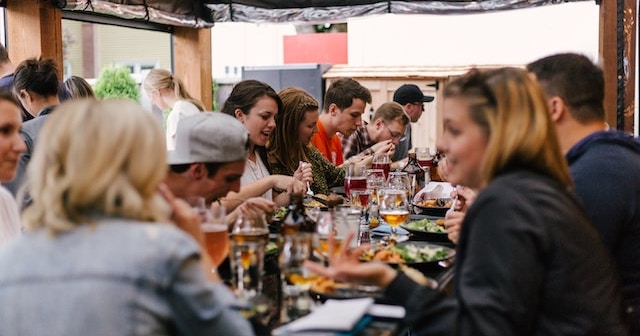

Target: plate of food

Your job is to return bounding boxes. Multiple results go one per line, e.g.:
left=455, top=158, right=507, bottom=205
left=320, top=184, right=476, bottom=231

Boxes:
left=360, top=240, right=455, bottom=274
left=413, top=198, right=452, bottom=217
left=401, top=215, right=450, bottom=242
left=309, top=276, right=384, bottom=303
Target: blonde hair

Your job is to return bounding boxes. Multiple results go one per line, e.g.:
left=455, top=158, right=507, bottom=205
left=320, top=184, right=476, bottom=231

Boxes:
left=444, top=67, right=573, bottom=188
left=22, top=99, right=171, bottom=234
left=372, top=101, right=410, bottom=127
left=143, top=68, right=206, bottom=111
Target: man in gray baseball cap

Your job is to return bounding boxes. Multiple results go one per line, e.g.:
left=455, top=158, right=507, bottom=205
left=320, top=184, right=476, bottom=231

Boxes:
left=165, top=112, right=274, bottom=213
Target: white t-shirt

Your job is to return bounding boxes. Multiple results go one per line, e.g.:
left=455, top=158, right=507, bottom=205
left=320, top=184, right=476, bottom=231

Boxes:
left=240, top=151, right=273, bottom=200
left=166, top=100, right=201, bottom=150
left=0, top=185, right=21, bottom=246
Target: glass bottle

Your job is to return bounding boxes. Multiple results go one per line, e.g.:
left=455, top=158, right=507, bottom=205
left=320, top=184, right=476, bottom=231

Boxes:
left=281, top=193, right=317, bottom=235
left=401, top=152, right=426, bottom=194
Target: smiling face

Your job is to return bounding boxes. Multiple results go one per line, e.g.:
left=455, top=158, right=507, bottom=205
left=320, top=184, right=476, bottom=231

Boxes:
left=334, top=98, right=366, bottom=137
left=437, top=96, right=487, bottom=189
left=0, top=100, right=26, bottom=181
left=298, top=109, right=319, bottom=145
left=236, top=95, right=279, bottom=147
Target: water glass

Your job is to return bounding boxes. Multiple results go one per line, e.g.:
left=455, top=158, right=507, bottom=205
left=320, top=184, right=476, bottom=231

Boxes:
left=279, top=233, right=316, bottom=322
left=230, top=214, right=269, bottom=300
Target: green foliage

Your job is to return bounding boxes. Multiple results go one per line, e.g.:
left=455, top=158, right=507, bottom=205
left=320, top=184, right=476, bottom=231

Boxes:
left=94, top=66, right=139, bottom=101
left=212, top=79, right=219, bottom=111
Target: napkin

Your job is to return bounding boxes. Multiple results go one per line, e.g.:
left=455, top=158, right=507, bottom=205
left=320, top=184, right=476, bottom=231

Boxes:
left=372, top=223, right=409, bottom=236
left=414, top=182, right=454, bottom=202
left=272, top=298, right=374, bottom=335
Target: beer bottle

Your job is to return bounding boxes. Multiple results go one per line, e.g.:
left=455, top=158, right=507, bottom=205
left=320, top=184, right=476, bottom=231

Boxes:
left=281, top=193, right=317, bottom=235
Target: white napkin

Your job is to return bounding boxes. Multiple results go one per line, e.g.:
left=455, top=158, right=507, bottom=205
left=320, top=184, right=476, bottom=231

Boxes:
left=272, top=298, right=374, bottom=335
left=414, top=182, right=454, bottom=202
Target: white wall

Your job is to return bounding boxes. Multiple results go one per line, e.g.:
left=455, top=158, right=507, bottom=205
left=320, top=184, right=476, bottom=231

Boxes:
left=211, top=22, right=296, bottom=79
left=348, top=2, right=599, bottom=67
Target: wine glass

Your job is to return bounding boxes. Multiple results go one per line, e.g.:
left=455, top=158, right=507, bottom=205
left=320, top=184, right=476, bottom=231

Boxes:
left=230, top=214, right=270, bottom=300
left=372, top=152, right=391, bottom=180
left=378, top=188, right=410, bottom=240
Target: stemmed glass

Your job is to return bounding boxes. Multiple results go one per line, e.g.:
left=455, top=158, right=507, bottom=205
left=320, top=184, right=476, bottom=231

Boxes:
left=378, top=188, right=410, bottom=240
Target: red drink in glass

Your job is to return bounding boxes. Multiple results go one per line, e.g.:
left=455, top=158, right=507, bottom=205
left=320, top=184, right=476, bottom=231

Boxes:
left=344, top=176, right=367, bottom=199
left=371, top=162, right=391, bottom=180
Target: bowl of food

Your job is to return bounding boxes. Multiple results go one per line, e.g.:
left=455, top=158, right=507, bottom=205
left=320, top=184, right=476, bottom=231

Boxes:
left=401, top=215, right=450, bottom=243
left=413, top=198, right=452, bottom=217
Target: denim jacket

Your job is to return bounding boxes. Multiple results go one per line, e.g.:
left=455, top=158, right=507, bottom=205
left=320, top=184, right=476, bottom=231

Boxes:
left=0, top=218, right=253, bottom=336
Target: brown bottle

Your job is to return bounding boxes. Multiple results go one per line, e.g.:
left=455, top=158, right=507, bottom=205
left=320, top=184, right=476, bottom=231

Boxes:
left=402, top=152, right=426, bottom=190
left=281, top=193, right=317, bottom=235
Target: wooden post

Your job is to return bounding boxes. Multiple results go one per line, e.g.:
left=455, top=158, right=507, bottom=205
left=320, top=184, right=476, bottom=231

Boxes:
left=173, top=27, right=213, bottom=110
left=5, top=0, right=63, bottom=79
left=599, top=0, right=637, bottom=133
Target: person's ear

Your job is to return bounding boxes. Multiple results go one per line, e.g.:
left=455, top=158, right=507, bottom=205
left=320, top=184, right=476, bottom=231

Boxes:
left=328, top=103, right=338, bottom=116
left=548, top=96, right=566, bottom=122
left=234, top=109, right=245, bottom=122
left=189, top=163, right=207, bottom=179
left=18, top=89, right=31, bottom=102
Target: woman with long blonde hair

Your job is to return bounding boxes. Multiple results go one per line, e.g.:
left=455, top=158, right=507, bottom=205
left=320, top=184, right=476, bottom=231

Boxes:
left=144, top=68, right=205, bottom=150
left=306, top=68, right=628, bottom=335
left=0, top=99, right=253, bottom=336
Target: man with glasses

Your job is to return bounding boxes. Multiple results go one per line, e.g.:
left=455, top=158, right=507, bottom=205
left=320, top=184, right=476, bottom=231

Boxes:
left=342, top=101, right=409, bottom=169
left=391, top=84, right=434, bottom=162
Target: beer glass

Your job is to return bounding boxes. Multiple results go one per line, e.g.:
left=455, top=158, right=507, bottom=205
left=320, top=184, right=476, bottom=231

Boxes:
left=230, top=214, right=269, bottom=300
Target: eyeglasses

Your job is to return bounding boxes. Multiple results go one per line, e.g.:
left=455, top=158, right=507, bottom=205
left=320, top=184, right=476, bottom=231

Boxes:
left=410, top=102, right=425, bottom=111
left=382, top=122, right=406, bottom=142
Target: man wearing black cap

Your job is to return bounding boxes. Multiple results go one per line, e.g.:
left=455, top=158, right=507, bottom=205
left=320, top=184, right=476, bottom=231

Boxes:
left=391, top=84, right=434, bottom=162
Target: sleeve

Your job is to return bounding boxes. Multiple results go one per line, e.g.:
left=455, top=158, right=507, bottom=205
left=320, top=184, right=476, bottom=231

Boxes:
left=341, top=132, right=360, bottom=160
left=167, top=236, right=254, bottom=336
left=0, top=187, right=21, bottom=245
left=383, top=272, right=458, bottom=334
left=454, top=190, right=547, bottom=335
left=308, top=148, right=344, bottom=194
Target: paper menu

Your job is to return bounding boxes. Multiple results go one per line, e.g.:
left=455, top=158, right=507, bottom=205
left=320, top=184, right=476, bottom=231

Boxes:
left=272, top=298, right=374, bottom=335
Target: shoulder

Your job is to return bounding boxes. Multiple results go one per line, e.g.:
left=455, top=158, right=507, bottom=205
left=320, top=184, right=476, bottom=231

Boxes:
left=173, top=100, right=200, bottom=114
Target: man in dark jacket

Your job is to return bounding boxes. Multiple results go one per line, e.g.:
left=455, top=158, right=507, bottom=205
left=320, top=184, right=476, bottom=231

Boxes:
left=528, top=53, right=640, bottom=335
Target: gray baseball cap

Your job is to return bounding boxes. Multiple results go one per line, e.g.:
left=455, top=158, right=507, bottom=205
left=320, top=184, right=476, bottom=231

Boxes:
left=167, top=112, right=249, bottom=165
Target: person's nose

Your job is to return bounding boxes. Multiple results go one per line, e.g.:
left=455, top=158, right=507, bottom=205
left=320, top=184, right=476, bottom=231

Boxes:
left=13, top=133, right=26, bottom=153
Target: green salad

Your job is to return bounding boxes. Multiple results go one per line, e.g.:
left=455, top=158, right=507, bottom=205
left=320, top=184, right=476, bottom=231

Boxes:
left=396, top=244, right=450, bottom=263
left=403, top=217, right=447, bottom=233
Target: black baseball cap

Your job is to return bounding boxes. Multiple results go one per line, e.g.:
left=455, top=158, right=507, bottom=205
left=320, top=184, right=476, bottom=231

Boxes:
left=393, top=84, right=434, bottom=105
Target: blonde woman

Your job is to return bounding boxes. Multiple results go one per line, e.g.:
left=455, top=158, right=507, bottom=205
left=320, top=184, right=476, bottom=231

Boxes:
left=0, top=99, right=253, bottom=335
left=143, top=68, right=205, bottom=150
left=307, top=68, right=628, bottom=335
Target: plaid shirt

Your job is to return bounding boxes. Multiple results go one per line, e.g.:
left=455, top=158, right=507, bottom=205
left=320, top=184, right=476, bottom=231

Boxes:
left=341, top=122, right=375, bottom=160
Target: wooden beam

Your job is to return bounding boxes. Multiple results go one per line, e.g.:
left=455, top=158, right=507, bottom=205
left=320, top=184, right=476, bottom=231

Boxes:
left=173, top=27, right=213, bottom=110
left=599, top=0, right=637, bottom=133
left=5, top=0, right=63, bottom=79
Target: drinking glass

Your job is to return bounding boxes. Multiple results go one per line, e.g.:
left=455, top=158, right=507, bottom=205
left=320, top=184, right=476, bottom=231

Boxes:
left=415, top=147, right=434, bottom=169
left=279, top=233, right=316, bottom=322
left=344, top=163, right=366, bottom=200
left=372, top=152, right=391, bottom=180
left=230, top=214, right=270, bottom=300
left=184, top=196, right=208, bottom=222
left=201, top=205, right=229, bottom=267
left=349, top=189, right=371, bottom=212
left=378, top=188, right=410, bottom=240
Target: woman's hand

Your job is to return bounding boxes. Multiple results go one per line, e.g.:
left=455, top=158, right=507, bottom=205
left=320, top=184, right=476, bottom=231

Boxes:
left=303, top=232, right=398, bottom=289
left=443, top=186, right=477, bottom=244
left=294, top=161, right=313, bottom=184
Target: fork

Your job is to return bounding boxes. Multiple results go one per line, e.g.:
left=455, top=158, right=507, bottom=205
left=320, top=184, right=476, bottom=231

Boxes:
left=300, top=161, right=314, bottom=197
